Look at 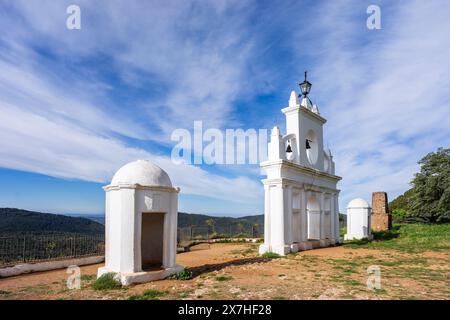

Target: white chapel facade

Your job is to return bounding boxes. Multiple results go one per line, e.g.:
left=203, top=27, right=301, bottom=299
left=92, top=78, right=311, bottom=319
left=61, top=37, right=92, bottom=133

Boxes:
left=259, top=73, right=342, bottom=256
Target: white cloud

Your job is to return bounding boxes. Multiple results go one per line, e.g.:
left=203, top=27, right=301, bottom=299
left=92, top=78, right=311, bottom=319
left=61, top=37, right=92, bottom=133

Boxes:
left=0, top=0, right=263, bottom=214
left=2, top=0, right=257, bottom=138
left=291, top=0, right=450, bottom=208
left=1, top=0, right=449, bottom=216
left=0, top=100, right=262, bottom=204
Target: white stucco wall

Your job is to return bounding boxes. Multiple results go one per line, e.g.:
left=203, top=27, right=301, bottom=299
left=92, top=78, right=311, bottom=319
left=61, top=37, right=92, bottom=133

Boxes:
left=345, top=198, right=372, bottom=240
left=0, top=256, right=104, bottom=278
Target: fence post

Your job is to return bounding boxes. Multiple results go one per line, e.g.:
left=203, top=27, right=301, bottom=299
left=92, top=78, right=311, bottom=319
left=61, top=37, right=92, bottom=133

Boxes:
left=22, top=235, right=26, bottom=263
left=71, top=236, right=74, bottom=258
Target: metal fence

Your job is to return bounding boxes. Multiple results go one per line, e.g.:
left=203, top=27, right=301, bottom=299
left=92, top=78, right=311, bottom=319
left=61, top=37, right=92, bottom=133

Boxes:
left=0, top=219, right=346, bottom=267
left=0, top=233, right=104, bottom=267
left=0, top=224, right=258, bottom=267
left=177, top=224, right=262, bottom=244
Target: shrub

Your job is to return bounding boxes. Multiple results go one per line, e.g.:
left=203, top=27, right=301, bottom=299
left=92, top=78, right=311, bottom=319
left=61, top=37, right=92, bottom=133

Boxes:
left=262, top=252, right=281, bottom=259
left=91, top=273, right=122, bottom=290
left=173, top=269, right=193, bottom=280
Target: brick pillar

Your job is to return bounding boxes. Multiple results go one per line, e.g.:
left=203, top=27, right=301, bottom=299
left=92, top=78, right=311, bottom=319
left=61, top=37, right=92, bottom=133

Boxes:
left=371, top=192, right=392, bottom=231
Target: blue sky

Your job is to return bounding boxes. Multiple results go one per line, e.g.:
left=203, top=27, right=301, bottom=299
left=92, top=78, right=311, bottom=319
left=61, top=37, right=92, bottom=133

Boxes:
left=0, top=0, right=449, bottom=216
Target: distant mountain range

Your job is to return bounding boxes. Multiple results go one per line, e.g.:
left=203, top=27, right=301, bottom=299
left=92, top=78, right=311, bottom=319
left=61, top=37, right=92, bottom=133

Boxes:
left=0, top=208, right=263, bottom=236
left=66, top=212, right=265, bottom=235
left=0, top=208, right=104, bottom=235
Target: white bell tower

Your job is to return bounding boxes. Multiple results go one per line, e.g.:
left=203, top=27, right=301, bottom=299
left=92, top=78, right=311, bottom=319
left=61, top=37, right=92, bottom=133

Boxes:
left=259, top=73, right=342, bottom=256
left=282, top=71, right=326, bottom=171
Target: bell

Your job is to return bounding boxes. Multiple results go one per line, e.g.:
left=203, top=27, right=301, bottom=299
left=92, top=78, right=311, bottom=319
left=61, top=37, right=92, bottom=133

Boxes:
left=286, top=144, right=292, bottom=153
left=306, top=139, right=311, bottom=149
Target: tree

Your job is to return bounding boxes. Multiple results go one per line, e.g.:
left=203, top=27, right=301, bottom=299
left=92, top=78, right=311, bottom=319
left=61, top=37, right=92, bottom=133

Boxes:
left=389, top=188, right=414, bottom=222
left=409, top=148, right=450, bottom=223
left=391, top=208, right=408, bottom=223
left=390, top=189, right=414, bottom=212
left=205, top=218, right=216, bottom=233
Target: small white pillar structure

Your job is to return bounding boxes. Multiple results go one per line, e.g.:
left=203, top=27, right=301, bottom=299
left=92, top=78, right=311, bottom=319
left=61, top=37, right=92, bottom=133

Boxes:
left=344, top=198, right=373, bottom=241
left=259, top=75, right=342, bottom=256
left=97, top=160, right=183, bottom=285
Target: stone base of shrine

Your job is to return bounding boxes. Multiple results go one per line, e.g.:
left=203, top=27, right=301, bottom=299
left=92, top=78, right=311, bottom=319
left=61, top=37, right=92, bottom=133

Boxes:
left=97, top=264, right=184, bottom=286
left=259, top=239, right=339, bottom=256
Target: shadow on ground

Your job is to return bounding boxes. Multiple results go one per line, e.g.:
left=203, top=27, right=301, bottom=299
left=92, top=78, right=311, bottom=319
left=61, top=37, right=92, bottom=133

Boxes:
left=372, top=225, right=401, bottom=241
left=188, top=257, right=272, bottom=278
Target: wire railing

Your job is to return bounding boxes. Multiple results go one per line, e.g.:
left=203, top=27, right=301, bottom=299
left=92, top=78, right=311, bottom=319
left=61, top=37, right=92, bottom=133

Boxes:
left=0, top=233, right=104, bottom=267
left=177, top=224, right=262, bottom=245
left=0, top=220, right=348, bottom=268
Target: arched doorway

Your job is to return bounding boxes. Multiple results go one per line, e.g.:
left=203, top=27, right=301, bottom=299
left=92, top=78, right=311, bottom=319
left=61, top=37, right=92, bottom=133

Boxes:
left=141, top=212, right=165, bottom=271
left=307, top=194, right=321, bottom=240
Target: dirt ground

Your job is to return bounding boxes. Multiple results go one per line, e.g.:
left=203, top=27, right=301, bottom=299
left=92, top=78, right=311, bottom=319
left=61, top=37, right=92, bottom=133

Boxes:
left=0, top=243, right=449, bottom=300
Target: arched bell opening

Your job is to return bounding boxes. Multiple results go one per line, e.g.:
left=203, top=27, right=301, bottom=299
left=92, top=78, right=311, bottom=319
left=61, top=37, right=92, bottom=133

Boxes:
left=305, top=129, right=318, bottom=166
left=283, top=134, right=297, bottom=162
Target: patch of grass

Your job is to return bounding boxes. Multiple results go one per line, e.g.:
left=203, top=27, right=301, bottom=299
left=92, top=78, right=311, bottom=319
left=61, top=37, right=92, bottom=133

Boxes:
left=344, top=224, right=450, bottom=252
left=390, top=267, right=446, bottom=281
left=372, top=288, right=387, bottom=294
left=363, top=260, right=389, bottom=267
left=344, top=279, right=363, bottom=287
left=262, top=252, right=281, bottom=259
left=343, top=268, right=356, bottom=274
left=81, top=274, right=96, bottom=281
left=329, top=275, right=342, bottom=283
left=330, top=258, right=361, bottom=267
left=0, top=290, right=12, bottom=296
left=19, top=285, right=49, bottom=293
left=128, top=289, right=168, bottom=300
left=215, top=275, right=233, bottom=282
left=272, top=296, right=287, bottom=300
left=173, top=269, right=193, bottom=280
left=299, top=255, right=319, bottom=264
left=241, top=246, right=258, bottom=256
left=373, top=228, right=400, bottom=241
left=178, top=290, right=192, bottom=299
left=91, top=273, right=122, bottom=290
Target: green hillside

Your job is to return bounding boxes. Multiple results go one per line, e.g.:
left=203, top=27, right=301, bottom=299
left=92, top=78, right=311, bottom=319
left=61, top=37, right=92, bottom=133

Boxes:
left=178, top=212, right=263, bottom=235
left=0, top=208, right=263, bottom=237
left=0, top=208, right=104, bottom=235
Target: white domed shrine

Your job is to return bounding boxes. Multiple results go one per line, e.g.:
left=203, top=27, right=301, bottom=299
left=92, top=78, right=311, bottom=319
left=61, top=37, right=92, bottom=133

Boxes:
left=111, top=160, right=173, bottom=187
left=347, top=198, right=370, bottom=209
left=97, top=160, right=183, bottom=285
left=344, top=198, right=373, bottom=241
